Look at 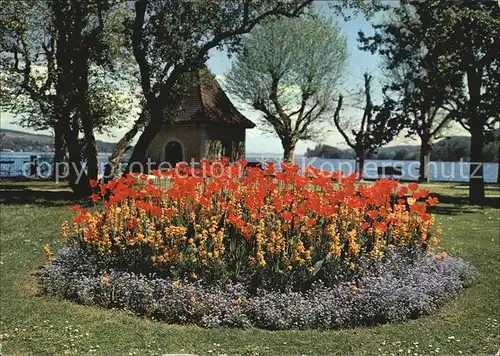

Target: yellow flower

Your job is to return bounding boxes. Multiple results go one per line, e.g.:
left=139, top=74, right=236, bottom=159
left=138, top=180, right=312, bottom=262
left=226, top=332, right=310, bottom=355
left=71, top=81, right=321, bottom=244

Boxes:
left=61, top=221, right=69, bottom=240
left=42, top=244, right=53, bottom=261
left=256, top=250, right=266, bottom=267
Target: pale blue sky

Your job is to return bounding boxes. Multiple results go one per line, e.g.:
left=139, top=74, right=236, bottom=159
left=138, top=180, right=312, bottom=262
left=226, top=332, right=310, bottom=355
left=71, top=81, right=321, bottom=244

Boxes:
left=1, top=4, right=448, bottom=154
left=207, top=6, right=392, bottom=154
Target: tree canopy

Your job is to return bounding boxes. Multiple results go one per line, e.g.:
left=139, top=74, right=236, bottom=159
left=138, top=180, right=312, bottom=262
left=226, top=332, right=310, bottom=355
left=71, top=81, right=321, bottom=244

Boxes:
left=358, top=2, right=463, bottom=181
left=225, top=13, right=348, bottom=161
left=0, top=0, right=136, bottom=194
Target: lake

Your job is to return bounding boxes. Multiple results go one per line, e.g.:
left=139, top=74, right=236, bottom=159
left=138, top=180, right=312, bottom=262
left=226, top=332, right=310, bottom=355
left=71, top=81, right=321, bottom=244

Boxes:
left=1, top=151, right=498, bottom=183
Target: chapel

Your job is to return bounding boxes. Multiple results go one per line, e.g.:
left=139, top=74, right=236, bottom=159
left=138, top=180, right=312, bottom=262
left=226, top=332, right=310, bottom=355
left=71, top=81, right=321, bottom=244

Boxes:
left=145, top=69, right=255, bottom=168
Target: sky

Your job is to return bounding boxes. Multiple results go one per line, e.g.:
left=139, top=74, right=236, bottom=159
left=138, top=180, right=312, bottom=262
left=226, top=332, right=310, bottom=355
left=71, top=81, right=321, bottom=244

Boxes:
left=0, top=3, right=466, bottom=155
left=207, top=5, right=383, bottom=154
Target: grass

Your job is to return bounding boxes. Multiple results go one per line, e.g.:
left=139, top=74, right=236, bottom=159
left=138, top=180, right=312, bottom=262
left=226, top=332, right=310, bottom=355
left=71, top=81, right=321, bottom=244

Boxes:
left=1, top=181, right=499, bottom=355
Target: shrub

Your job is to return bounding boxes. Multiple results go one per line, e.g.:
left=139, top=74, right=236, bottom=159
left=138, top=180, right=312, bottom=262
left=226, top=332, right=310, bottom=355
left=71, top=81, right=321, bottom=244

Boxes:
left=62, top=160, right=441, bottom=291
left=40, top=246, right=476, bottom=330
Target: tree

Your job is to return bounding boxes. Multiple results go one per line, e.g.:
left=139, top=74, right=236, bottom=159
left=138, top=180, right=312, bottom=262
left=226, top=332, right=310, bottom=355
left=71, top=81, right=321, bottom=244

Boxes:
left=225, top=14, right=347, bottom=161
left=0, top=1, right=64, bottom=176
left=123, top=0, right=315, bottom=171
left=424, top=0, right=498, bottom=204
left=1, top=0, right=134, bottom=194
left=333, top=73, right=402, bottom=178
left=358, top=3, right=464, bottom=182
left=395, top=0, right=499, bottom=204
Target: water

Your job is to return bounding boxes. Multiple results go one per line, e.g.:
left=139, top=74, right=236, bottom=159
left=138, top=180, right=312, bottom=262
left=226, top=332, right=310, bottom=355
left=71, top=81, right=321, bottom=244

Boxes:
left=0, top=152, right=111, bottom=177
left=1, top=151, right=498, bottom=183
left=246, top=154, right=499, bottom=183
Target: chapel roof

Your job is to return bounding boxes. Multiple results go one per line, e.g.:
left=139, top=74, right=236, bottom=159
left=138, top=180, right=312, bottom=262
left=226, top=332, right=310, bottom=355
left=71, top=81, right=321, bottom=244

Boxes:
left=171, top=68, right=255, bottom=129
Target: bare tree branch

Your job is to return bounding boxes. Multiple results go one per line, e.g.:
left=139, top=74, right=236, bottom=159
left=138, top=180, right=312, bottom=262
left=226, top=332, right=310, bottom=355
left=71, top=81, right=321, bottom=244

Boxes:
left=132, top=0, right=154, bottom=107
left=196, top=0, right=313, bottom=62
left=333, top=94, right=355, bottom=149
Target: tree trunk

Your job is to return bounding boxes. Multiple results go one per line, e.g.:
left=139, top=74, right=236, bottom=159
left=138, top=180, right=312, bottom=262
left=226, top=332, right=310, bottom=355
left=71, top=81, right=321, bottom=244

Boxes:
left=52, top=0, right=90, bottom=197
left=497, top=160, right=500, bottom=186
left=79, top=75, right=98, bottom=181
left=127, top=118, right=162, bottom=173
left=104, top=113, right=145, bottom=181
left=74, top=29, right=98, bottom=181
left=82, top=126, right=99, bottom=179
left=497, top=142, right=500, bottom=186
left=65, top=122, right=92, bottom=197
left=467, top=68, right=485, bottom=205
left=355, top=149, right=365, bottom=179
left=469, top=119, right=485, bottom=205
left=52, top=119, right=66, bottom=180
left=282, top=140, right=296, bottom=163
left=419, top=134, right=432, bottom=183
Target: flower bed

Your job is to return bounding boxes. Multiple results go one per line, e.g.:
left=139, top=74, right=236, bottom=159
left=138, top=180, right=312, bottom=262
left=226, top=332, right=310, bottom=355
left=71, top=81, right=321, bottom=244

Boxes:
left=40, top=160, right=476, bottom=329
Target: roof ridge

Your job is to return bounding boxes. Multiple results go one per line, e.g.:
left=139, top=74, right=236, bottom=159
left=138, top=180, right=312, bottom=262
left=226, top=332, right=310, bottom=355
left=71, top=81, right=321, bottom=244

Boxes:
left=168, top=68, right=255, bottom=128
left=198, top=70, right=255, bottom=128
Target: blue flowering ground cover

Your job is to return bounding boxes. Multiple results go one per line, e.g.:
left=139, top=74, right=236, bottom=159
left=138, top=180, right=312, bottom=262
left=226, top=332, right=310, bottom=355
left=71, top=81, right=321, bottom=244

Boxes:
left=40, top=246, right=476, bottom=330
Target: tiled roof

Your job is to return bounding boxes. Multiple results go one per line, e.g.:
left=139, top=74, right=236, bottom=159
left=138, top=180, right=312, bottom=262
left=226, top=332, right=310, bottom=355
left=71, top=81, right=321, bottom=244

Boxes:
left=171, top=69, right=255, bottom=128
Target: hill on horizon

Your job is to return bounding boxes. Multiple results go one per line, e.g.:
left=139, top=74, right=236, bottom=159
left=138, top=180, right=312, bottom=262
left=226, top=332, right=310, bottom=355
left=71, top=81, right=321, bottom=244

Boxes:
left=305, top=135, right=499, bottom=163
left=0, top=128, right=117, bottom=153
left=1, top=128, right=498, bottom=163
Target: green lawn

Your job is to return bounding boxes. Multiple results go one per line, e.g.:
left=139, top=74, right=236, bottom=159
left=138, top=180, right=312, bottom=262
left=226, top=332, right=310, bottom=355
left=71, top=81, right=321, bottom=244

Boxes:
left=1, top=182, right=499, bottom=355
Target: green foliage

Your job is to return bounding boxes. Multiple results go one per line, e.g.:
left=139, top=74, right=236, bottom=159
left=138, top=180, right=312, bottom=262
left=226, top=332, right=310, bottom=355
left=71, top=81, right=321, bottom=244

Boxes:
left=126, top=0, right=315, bottom=167
left=358, top=0, right=499, bottom=187
left=0, top=0, right=56, bottom=130
left=0, top=0, right=136, bottom=133
left=358, top=2, right=460, bottom=142
left=225, top=13, right=347, bottom=159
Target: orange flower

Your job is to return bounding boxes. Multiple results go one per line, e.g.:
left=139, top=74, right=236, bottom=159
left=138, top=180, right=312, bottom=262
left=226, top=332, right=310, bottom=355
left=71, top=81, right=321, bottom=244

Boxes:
left=306, top=217, right=316, bottom=226
left=413, top=189, right=429, bottom=199
left=408, top=182, right=419, bottom=191
left=427, top=196, right=439, bottom=206
left=397, top=186, right=408, bottom=197
left=367, top=210, right=380, bottom=219
left=61, top=159, right=441, bottom=283
left=421, top=213, right=432, bottom=221
left=374, top=221, right=387, bottom=233
left=410, top=203, right=427, bottom=216
left=281, top=211, right=293, bottom=222
left=102, top=276, right=109, bottom=285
